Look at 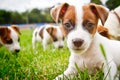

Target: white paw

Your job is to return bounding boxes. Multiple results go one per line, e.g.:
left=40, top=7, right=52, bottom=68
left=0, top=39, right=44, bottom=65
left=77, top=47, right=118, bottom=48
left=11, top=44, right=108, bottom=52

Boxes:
left=54, top=74, right=64, bottom=80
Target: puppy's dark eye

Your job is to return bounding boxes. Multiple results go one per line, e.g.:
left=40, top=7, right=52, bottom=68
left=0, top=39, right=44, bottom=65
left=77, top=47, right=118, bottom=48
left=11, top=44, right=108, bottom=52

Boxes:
left=83, top=20, right=95, bottom=33
left=53, top=38, right=58, bottom=42
left=6, top=39, right=13, bottom=44
left=83, top=21, right=95, bottom=29
left=86, top=22, right=94, bottom=28
left=64, top=23, right=71, bottom=28
left=63, top=21, right=74, bottom=30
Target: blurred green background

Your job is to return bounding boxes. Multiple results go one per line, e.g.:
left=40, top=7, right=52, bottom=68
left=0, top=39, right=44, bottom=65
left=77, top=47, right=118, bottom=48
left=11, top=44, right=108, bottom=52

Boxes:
left=0, top=0, right=119, bottom=25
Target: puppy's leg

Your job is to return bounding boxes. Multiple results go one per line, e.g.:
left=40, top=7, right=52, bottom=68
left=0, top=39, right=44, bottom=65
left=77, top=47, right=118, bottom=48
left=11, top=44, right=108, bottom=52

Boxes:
left=55, top=64, right=77, bottom=80
left=103, top=61, right=117, bottom=80
left=32, top=34, right=37, bottom=49
left=42, top=40, right=47, bottom=50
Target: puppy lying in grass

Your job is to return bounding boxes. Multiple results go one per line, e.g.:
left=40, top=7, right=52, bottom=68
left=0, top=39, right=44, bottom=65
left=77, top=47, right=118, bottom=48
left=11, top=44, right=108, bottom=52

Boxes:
left=51, top=3, right=120, bottom=80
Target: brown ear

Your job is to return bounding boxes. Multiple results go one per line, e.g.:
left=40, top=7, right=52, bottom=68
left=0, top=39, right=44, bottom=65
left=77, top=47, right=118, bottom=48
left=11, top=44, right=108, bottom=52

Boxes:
left=90, top=3, right=108, bottom=25
left=11, top=25, right=21, bottom=35
left=0, top=27, right=9, bottom=37
left=46, top=27, right=54, bottom=35
left=97, top=25, right=110, bottom=39
left=50, top=3, right=69, bottom=23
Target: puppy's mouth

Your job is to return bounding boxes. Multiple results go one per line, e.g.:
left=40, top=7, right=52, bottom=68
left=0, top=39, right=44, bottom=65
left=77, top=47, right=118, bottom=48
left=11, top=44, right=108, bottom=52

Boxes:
left=70, top=46, right=88, bottom=54
left=71, top=46, right=85, bottom=51
left=70, top=43, right=87, bottom=53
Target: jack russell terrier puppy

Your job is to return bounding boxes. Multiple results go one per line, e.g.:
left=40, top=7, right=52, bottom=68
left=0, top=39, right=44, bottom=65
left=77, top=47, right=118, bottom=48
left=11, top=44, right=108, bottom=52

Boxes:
left=32, top=24, right=64, bottom=50
left=104, top=6, right=120, bottom=40
left=0, top=25, right=21, bottom=53
left=51, top=3, right=120, bottom=80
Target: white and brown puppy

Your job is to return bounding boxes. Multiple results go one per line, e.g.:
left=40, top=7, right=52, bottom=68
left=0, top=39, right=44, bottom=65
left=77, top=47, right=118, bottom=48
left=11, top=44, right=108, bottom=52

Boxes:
left=51, top=3, right=120, bottom=80
left=104, top=6, right=120, bottom=40
left=32, top=24, right=64, bottom=50
left=0, top=25, right=21, bottom=53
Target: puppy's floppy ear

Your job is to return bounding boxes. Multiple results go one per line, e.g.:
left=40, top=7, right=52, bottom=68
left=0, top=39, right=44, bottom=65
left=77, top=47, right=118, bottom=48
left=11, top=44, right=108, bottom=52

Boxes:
left=97, top=25, right=110, bottom=39
left=11, top=25, right=21, bottom=35
left=90, top=3, right=108, bottom=25
left=46, top=27, right=54, bottom=35
left=0, top=27, right=9, bottom=38
left=50, top=3, right=69, bottom=23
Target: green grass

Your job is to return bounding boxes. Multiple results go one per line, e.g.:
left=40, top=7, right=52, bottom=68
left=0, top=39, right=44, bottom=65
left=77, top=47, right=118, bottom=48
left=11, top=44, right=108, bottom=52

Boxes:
left=0, top=29, right=104, bottom=80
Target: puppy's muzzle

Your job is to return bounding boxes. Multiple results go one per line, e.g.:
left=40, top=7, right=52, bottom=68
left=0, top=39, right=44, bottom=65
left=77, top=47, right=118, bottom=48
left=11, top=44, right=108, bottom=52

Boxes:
left=72, top=38, right=84, bottom=48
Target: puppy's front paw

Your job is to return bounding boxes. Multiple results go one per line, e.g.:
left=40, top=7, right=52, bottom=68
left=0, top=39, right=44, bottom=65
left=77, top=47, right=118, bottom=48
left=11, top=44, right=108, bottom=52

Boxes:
left=54, top=74, right=64, bottom=80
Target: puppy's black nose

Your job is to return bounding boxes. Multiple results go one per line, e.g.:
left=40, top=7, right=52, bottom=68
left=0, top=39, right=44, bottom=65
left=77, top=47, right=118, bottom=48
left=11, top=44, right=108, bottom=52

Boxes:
left=72, top=38, right=84, bottom=47
left=15, top=49, right=20, bottom=53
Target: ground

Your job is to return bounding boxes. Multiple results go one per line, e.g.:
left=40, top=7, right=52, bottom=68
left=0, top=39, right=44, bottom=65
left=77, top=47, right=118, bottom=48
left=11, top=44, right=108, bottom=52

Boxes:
left=0, top=29, right=104, bottom=80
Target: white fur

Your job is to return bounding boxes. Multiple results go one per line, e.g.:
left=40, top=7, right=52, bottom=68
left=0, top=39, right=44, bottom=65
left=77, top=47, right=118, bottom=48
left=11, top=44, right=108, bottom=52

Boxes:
left=55, top=4, right=120, bottom=80
left=32, top=24, right=64, bottom=50
left=104, top=6, right=120, bottom=40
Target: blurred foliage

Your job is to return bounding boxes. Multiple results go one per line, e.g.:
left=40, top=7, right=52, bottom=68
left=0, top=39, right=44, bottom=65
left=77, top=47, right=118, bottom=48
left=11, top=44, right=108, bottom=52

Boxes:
left=106, top=0, right=120, bottom=10
left=91, top=0, right=102, bottom=5
left=0, top=8, right=54, bottom=25
left=0, top=10, right=12, bottom=24
left=0, top=0, right=120, bottom=24
left=11, top=12, right=25, bottom=24
left=91, top=0, right=120, bottom=10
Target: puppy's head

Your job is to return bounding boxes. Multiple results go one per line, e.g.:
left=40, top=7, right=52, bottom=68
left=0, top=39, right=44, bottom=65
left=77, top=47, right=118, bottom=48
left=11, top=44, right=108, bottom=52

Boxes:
left=46, top=25, right=64, bottom=48
left=51, top=3, right=108, bottom=54
left=0, top=25, right=21, bottom=53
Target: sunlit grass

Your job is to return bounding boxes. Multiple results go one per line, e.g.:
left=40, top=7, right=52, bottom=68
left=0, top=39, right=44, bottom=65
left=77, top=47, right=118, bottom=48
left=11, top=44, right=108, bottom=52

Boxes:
left=0, top=29, right=69, bottom=80
left=0, top=29, right=104, bottom=80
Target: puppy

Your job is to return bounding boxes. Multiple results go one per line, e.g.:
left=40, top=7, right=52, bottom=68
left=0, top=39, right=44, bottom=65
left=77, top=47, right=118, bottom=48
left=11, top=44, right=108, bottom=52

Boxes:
left=104, top=6, right=120, bottom=40
left=0, top=25, right=21, bottom=53
left=32, top=24, right=64, bottom=50
left=51, top=3, right=120, bottom=80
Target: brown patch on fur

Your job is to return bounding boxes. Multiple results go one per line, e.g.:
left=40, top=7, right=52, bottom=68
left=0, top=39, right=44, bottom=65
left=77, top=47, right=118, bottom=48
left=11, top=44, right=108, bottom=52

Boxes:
left=51, top=3, right=69, bottom=22
left=60, top=25, right=67, bottom=37
left=89, top=3, right=108, bottom=25
left=51, top=3, right=76, bottom=37
left=39, top=27, right=45, bottom=39
left=51, top=3, right=108, bottom=37
left=82, top=4, right=108, bottom=34
left=0, top=26, right=11, bottom=44
left=82, top=5, right=98, bottom=34
left=46, top=27, right=57, bottom=41
left=61, top=6, right=76, bottom=36
left=11, top=25, right=21, bottom=35
left=46, top=27, right=54, bottom=35
left=97, top=25, right=110, bottom=39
